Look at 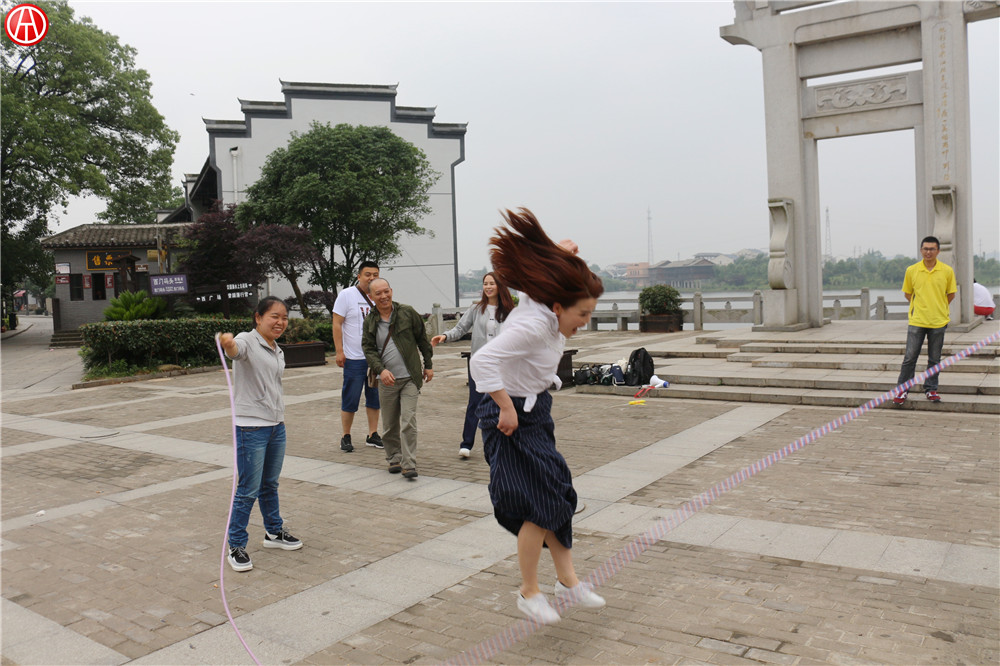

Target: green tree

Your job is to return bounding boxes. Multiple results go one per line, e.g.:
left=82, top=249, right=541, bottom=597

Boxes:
left=710, top=255, right=769, bottom=289
left=1, top=0, right=179, bottom=287
left=236, top=122, right=439, bottom=293
left=98, top=185, right=185, bottom=226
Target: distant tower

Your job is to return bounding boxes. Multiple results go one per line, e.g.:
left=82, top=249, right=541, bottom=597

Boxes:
left=824, top=207, right=833, bottom=263
left=647, top=207, right=654, bottom=264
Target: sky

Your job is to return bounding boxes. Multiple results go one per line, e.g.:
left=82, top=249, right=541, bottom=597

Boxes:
left=59, top=0, right=999, bottom=271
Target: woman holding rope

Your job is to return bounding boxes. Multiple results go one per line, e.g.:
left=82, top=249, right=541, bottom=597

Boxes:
left=431, top=271, right=516, bottom=459
left=219, top=296, right=303, bottom=572
left=471, top=208, right=606, bottom=625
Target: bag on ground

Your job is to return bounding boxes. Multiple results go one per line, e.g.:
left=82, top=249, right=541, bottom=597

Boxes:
left=624, top=348, right=655, bottom=386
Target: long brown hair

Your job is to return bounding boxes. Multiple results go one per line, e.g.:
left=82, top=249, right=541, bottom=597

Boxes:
left=488, top=208, right=604, bottom=309
left=477, top=271, right=516, bottom=322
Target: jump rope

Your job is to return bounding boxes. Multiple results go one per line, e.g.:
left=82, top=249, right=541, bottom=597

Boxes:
left=214, top=330, right=999, bottom=665
left=214, top=333, right=262, bottom=665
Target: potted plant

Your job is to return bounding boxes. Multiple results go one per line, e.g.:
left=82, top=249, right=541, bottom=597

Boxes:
left=638, top=284, right=684, bottom=333
left=278, top=316, right=328, bottom=368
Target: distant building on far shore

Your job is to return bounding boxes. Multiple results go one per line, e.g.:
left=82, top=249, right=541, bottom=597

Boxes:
left=624, top=262, right=651, bottom=288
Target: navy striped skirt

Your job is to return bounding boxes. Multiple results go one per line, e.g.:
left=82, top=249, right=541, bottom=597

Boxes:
left=477, top=391, right=577, bottom=549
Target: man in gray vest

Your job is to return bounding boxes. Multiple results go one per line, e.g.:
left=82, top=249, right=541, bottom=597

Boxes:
left=361, top=278, right=433, bottom=479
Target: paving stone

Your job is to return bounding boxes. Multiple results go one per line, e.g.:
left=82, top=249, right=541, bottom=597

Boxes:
left=3, top=330, right=998, bottom=664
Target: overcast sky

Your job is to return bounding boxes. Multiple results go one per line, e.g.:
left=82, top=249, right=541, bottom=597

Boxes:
left=61, top=1, right=999, bottom=270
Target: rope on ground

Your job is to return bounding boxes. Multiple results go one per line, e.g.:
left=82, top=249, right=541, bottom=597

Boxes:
left=446, top=329, right=1000, bottom=665
left=215, top=333, right=262, bottom=666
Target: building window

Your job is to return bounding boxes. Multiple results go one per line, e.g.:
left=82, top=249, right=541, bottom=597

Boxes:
left=92, top=273, right=107, bottom=301
left=69, top=274, right=84, bottom=301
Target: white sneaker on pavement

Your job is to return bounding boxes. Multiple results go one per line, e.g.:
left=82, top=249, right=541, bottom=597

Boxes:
left=554, top=580, right=606, bottom=609
left=459, top=447, right=471, bottom=459
left=517, top=593, right=560, bottom=624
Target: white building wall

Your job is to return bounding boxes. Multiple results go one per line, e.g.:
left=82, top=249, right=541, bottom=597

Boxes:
left=205, top=84, right=465, bottom=313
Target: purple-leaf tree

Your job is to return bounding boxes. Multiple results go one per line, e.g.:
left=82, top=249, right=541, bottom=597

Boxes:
left=236, top=224, right=318, bottom=317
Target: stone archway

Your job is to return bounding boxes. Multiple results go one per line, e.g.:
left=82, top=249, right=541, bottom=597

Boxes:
left=721, top=0, right=999, bottom=330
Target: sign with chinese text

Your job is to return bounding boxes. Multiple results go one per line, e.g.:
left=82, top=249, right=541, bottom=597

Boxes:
left=82, top=275, right=92, bottom=289
left=150, top=274, right=188, bottom=295
left=86, top=251, right=124, bottom=271
left=55, top=262, right=70, bottom=275
left=105, top=274, right=115, bottom=289
left=55, top=275, right=69, bottom=285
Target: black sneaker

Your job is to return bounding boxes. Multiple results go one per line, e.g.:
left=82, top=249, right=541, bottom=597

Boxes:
left=228, top=546, right=253, bottom=572
left=365, top=432, right=384, bottom=449
left=262, top=529, right=302, bottom=551
left=340, top=434, right=354, bottom=452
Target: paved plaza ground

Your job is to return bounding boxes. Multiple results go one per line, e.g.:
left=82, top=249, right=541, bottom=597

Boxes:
left=1, top=316, right=997, bottom=664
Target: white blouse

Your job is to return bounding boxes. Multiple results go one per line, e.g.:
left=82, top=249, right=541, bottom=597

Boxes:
left=470, top=295, right=564, bottom=412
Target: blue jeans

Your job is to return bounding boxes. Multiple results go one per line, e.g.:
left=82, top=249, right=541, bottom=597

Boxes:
left=228, top=424, right=286, bottom=548
left=896, top=325, right=946, bottom=393
left=341, top=358, right=380, bottom=413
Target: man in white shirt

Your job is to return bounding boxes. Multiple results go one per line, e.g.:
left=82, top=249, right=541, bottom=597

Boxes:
left=332, top=261, right=382, bottom=452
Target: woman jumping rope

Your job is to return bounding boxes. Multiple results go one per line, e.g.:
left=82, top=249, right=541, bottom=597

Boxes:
left=431, top=271, right=516, bottom=459
left=471, top=208, right=606, bottom=624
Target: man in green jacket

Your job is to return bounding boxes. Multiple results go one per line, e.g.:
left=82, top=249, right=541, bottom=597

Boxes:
left=362, top=278, right=434, bottom=478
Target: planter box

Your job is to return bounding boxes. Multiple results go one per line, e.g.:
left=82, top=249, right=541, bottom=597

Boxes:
left=279, top=341, right=327, bottom=368
left=639, top=313, right=683, bottom=333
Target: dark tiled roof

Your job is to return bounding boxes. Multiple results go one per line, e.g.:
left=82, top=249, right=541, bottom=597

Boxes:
left=41, top=223, right=192, bottom=249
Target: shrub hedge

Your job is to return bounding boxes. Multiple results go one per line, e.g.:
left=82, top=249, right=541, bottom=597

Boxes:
left=80, top=318, right=254, bottom=370
left=79, top=317, right=339, bottom=371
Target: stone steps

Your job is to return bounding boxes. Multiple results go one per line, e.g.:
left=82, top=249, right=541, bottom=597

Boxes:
left=579, top=321, right=1000, bottom=413
left=725, top=352, right=998, bottom=374
left=48, top=330, right=84, bottom=348
left=658, top=368, right=999, bottom=396
left=575, top=382, right=1000, bottom=414
left=735, top=342, right=1000, bottom=357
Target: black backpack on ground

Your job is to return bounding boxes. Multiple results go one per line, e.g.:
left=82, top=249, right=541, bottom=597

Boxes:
left=624, top=348, right=655, bottom=386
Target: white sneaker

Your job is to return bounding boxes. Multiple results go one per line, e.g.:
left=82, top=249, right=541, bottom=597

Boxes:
left=517, top=593, right=560, bottom=624
left=554, top=581, right=605, bottom=609
left=459, top=447, right=471, bottom=459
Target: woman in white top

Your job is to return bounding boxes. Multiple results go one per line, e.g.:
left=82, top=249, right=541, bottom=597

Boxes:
left=471, top=208, right=606, bottom=625
left=431, top=271, right=516, bottom=458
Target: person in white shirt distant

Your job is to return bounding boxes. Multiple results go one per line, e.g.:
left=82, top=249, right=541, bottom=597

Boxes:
left=973, top=279, right=995, bottom=320
left=471, top=208, right=606, bottom=626
left=332, top=261, right=382, bottom=453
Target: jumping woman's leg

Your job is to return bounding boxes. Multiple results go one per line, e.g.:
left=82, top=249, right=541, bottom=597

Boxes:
left=544, top=531, right=579, bottom=588
left=517, top=521, right=547, bottom=598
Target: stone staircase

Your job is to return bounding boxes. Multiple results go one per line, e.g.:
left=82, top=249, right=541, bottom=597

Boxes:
left=48, top=329, right=84, bottom=348
left=575, top=321, right=1000, bottom=414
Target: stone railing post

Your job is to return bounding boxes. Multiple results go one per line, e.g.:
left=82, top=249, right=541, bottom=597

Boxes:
left=693, top=292, right=703, bottom=330
left=875, top=296, right=886, bottom=320
left=859, top=288, right=870, bottom=320
left=753, top=290, right=762, bottom=325
left=431, top=303, right=443, bottom=337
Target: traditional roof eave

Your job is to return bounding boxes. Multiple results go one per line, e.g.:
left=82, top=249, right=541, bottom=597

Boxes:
left=40, top=223, right=192, bottom=250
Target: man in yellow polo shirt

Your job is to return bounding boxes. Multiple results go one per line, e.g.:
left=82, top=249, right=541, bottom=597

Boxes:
left=893, top=236, right=957, bottom=404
